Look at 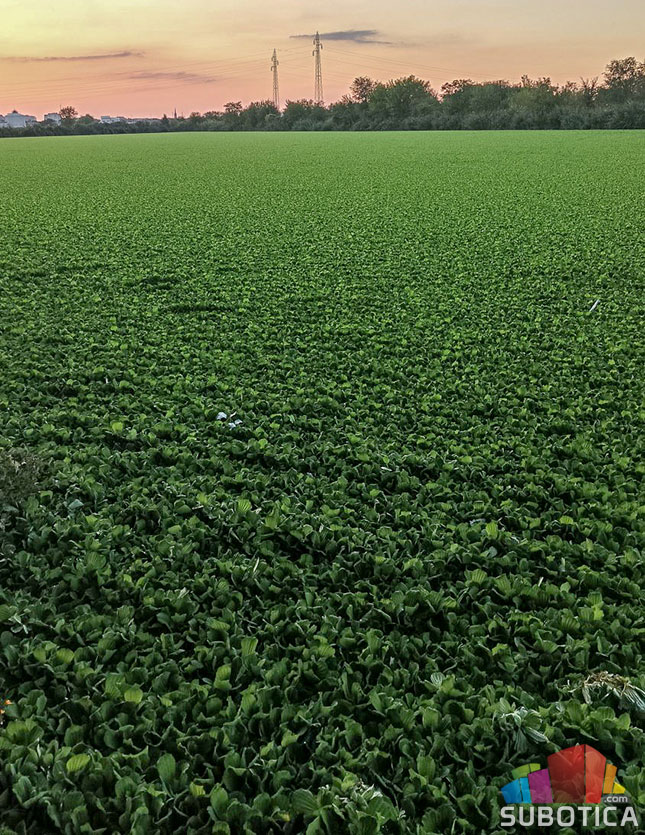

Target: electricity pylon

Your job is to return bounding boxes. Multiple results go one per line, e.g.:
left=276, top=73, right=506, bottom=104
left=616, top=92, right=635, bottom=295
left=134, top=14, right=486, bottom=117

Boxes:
left=271, top=49, right=280, bottom=110
left=312, top=31, right=323, bottom=105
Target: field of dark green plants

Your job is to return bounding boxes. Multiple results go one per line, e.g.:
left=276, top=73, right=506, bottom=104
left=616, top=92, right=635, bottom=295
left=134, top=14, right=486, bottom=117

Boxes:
left=0, top=131, right=644, bottom=834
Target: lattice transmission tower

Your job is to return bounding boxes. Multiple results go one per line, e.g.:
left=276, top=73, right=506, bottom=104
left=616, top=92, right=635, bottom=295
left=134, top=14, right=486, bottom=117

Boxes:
left=271, top=49, right=280, bottom=110
left=312, top=31, right=323, bottom=105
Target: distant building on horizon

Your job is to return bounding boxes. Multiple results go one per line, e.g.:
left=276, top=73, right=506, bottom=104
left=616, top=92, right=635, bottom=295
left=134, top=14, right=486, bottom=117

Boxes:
left=0, top=111, right=164, bottom=130
left=3, top=110, right=37, bottom=128
left=101, top=115, right=162, bottom=125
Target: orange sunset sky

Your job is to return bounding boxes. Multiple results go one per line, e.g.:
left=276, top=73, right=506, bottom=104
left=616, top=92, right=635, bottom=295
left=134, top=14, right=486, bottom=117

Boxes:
left=2, top=0, right=644, bottom=118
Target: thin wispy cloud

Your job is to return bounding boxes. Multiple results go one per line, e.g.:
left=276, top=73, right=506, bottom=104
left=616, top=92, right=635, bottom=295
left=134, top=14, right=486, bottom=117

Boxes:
left=413, top=33, right=469, bottom=48
left=290, top=30, right=392, bottom=45
left=2, top=50, right=143, bottom=63
left=129, top=71, right=217, bottom=85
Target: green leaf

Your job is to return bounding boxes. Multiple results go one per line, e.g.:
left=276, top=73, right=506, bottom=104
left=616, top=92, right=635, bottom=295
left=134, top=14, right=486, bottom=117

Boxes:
left=104, top=674, right=124, bottom=699
left=356, top=817, right=379, bottom=835
left=189, top=782, right=206, bottom=797
left=12, top=776, right=34, bottom=804
left=417, top=754, right=436, bottom=780
left=263, top=513, right=279, bottom=530
left=467, top=568, right=487, bottom=585
left=241, top=637, right=258, bottom=656
left=615, top=713, right=631, bottom=730
left=241, top=691, right=256, bottom=712
left=66, top=754, right=90, bottom=773
left=0, top=605, right=15, bottom=623
left=32, top=646, right=47, bottom=663
left=280, top=730, right=300, bottom=747
left=157, top=753, right=176, bottom=783
left=124, top=687, right=144, bottom=704
left=215, top=664, right=231, bottom=681
left=367, top=794, right=398, bottom=821
left=291, top=789, right=318, bottom=816
left=485, top=521, right=498, bottom=538
left=210, top=785, right=228, bottom=815
left=56, top=648, right=74, bottom=664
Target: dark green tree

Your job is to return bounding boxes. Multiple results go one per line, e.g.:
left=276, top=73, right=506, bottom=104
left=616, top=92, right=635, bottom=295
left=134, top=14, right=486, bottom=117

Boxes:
left=601, top=57, right=645, bottom=102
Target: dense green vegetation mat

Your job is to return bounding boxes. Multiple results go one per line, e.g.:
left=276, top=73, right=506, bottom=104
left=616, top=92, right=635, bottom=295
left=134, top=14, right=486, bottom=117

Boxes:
left=0, top=131, right=644, bottom=833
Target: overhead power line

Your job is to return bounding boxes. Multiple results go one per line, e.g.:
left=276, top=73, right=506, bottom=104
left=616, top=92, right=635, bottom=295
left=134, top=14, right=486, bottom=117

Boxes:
left=2, top=36, right=576, bottom=113
left=323, top=46, right=510, bottom=81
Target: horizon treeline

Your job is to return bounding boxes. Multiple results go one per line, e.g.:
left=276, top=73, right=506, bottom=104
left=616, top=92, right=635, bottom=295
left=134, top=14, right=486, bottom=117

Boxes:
left=3, top=56, right=645, bottom=137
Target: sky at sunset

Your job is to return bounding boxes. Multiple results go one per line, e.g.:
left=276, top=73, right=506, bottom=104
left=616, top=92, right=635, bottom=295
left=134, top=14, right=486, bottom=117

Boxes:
left=2, top=0, right=644, bottom=118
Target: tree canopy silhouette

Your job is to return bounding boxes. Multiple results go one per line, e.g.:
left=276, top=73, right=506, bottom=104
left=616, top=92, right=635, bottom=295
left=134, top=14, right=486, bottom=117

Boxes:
left=3, top=56, right=644, bottom=138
